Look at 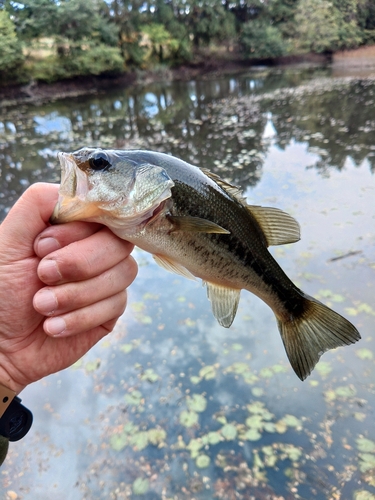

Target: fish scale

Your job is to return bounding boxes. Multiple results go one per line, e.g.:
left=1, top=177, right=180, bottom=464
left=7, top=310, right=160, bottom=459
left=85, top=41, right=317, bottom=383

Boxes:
left=51, top=147, right=361, bottom=380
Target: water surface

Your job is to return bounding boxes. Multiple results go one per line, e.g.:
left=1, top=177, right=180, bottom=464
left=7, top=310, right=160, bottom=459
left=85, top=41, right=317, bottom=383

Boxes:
left=0, top=67, right=374, bottom=500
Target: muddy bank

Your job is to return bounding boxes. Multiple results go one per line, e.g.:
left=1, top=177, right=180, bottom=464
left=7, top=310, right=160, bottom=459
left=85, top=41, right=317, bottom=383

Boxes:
left=0, top=54, right=331, bottom=106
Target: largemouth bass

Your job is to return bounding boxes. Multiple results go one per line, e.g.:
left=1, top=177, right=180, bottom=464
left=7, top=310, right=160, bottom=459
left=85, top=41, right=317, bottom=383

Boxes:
left=51, top=148, right=360, bottom=380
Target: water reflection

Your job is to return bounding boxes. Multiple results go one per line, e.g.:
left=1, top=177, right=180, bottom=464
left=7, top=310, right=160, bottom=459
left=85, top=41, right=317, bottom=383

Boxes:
left=0, top=67, right=375, bottom=499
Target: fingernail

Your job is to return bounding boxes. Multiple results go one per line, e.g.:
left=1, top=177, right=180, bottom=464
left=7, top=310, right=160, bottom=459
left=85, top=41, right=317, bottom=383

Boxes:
left=45, top=317, right=66, bottom=336
left=37, top=237, right=61, bottom=257
left=34, top=290, right=57, bottom=315
left=38, top=259, right=62, bottom=283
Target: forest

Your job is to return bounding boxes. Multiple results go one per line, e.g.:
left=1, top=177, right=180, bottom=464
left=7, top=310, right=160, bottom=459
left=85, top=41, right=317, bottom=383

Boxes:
left=1, top=0, right=375, bottom=85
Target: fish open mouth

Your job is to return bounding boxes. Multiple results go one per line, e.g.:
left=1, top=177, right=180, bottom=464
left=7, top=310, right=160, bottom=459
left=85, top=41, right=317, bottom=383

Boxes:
left=50, top=152, right=97, bottom=224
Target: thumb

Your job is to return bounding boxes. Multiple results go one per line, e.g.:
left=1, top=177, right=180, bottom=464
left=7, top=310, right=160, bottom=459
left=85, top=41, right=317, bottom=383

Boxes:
left=0, top=183, right=59, bottom=261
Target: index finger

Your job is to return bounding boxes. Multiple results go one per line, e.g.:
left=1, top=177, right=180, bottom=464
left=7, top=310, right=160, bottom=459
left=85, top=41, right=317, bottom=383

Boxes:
left=34, top=221, right=103, bottom=258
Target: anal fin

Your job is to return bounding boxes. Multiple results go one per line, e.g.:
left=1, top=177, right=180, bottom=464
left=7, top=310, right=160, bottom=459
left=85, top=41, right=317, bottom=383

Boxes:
left=204, top=282, right=241, bottom=328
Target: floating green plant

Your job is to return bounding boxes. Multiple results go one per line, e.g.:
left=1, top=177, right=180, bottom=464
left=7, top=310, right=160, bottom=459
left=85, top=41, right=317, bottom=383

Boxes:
left=187, top=394, right=207, bottom=413
left=180, top=410, right=199, bottom=428
left=133, top=477, right=149, bottom=495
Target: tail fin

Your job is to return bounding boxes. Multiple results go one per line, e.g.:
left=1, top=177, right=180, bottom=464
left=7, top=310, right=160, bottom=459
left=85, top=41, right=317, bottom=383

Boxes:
left=277, top=295, right=361, bottom=381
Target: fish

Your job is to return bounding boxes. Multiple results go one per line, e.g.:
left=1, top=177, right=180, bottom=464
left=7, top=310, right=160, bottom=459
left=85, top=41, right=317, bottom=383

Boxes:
left=50, top=147, right=361, bottom=380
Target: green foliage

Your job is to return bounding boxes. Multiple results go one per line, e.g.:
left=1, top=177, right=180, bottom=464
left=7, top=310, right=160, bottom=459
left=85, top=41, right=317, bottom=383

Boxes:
left=241, top=19, right=288, bottom=59
left=29, top=44, right=123, bottom=82
left=190, top=1, right=236, bottom=47
left=139, top=23, right=181, bottom=65
left=293, top=0, right=342, bottom=53
left=0, top=9, right=25, bottom=74
left=2, top=0, right=375, bottom=82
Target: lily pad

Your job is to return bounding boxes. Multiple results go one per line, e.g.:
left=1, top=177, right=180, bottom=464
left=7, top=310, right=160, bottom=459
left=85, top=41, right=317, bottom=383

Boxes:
left=281, top=444, right=302, bottom=462
left=357, top=437, right=375, bottom=453
left=130, top=431, right=149, bottom=451
left=358, top=453, right=375, bottom=473
left=85, top=359, right=100, bottom=372
left=120, top=343, right=133, bottom=354
left=280, top=414, right=302, bottom=428
left=187, top=394, right=207, bottom=413
left=148, top=428, right=167, bottom=446
left=199, top=364, right=217, bottom=380
left=125, top=390, right=143, bottom=406
left=315, top=361, right=332, bottom=377
left=226, top=362, right=250, bottom=374
left=110, top=433, right=129, bottom=451
left=221, top=423, right=237, bottom=440
left=187, top=438, right=203, bottom=458
left=140, top=368, right=159, bottom=383
left=251, top=387, right=264, bottom=397
left=246, top=415, right=264, bottom=430
left=259, top=367, right=274, bottom=378
left=206, top=431, right=222, bottom=445
left=133, top=477, right=149, bottom=495
left=335, top=385, right=357, bottom=399
left=356, top=348, right=374, bottom=360
left=180, top=410, right=199, bottom=428
left=196, top=454, right=211, bottom=468
left=244, top=428, right=262, bottom=441
left=231, top=343, right=243, bottom=351
left=354, top=491, right=375, bottom=500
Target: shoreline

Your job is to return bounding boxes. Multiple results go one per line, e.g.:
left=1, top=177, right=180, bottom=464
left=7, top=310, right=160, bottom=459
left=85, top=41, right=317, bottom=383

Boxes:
left=0, top=54, right=330, bottom=107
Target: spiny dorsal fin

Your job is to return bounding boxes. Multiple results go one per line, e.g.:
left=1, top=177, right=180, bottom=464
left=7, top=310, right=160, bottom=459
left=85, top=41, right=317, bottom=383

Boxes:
left=167, top=215, right=230, bottom=234
left=204, top=281, right=241, bottom=328
left=248, top=206, right=300, bottom=246
left=201, top=167, right=299, bottom=246
left=153, top=254, right=197, bottom=280
left=200, top=168, right=247, bottom=205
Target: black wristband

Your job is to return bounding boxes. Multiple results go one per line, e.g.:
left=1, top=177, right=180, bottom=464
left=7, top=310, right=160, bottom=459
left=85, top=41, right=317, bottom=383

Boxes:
left=0, top=396, right=33, bottom=442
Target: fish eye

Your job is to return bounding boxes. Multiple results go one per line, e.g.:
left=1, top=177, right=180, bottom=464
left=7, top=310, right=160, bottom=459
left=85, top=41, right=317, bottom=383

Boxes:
left=89, top=152, right=111, bottom=171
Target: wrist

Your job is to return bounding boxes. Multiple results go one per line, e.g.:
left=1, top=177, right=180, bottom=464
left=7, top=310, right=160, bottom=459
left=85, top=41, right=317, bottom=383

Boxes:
left=0, top=365, right=26, bottom=396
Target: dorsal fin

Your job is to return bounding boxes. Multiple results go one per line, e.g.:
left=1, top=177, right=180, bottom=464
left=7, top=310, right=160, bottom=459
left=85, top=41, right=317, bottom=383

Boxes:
left=248, top=206, right=300, bottom=246
left=200, top=168, right=247, bottom=205
left=201, top=168, right=300, bottom=247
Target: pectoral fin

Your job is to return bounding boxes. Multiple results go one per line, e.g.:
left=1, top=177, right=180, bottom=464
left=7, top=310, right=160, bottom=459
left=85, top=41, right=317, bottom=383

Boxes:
left=167, top=216, right=230, bottom=234
left=204, top=282, right=241, bottom=328
left=153, top=254, right=197, bottom=280
left=248, top=206, right=300, bottom=246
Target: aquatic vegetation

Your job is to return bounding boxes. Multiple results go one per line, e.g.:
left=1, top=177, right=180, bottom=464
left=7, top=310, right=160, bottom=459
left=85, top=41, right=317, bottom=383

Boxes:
left=1, top=69, right=375, bottom=500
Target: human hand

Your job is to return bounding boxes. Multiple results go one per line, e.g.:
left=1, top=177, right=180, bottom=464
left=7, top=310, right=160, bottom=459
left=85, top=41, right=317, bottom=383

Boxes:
left=0, top=183, right=137, bottom=394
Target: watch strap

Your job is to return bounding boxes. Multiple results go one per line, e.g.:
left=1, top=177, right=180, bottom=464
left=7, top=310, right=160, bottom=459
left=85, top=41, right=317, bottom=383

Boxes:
left=0, top=384, right=16, bottom=419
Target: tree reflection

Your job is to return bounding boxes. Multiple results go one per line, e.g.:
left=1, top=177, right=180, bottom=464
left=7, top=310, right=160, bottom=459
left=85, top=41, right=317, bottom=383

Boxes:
left=1, top=71, right=375, bottom=220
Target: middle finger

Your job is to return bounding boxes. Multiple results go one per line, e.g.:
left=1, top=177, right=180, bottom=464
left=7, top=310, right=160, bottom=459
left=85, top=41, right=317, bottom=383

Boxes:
left=34, top=255, right=137, bottom=316
left=38, top=227, right=134, bottom=285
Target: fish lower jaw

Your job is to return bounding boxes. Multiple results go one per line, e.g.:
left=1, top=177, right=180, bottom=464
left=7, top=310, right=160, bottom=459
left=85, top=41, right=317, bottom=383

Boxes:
left=50, top=197, right=104, bottom=224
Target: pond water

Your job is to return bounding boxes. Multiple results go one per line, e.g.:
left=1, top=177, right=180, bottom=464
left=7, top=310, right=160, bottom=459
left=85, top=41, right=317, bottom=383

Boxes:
left=0, top=67, right=375, bottom=500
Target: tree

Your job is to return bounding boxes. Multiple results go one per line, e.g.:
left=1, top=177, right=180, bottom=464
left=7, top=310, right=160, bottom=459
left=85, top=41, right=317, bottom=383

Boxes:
left=0, top=9, right=24, bottom=74
left=241, top=19, right=287, bottom=59
left=189, top=0, right=236, bottom=48
left=7, top=0, right=58, bottom=40
left=294, top=0, right=340, bottom=53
